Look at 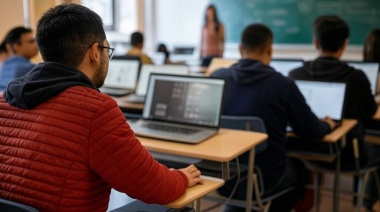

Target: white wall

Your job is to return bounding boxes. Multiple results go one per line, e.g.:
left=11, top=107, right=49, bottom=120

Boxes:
left=155, top=0, right=209, bottom=51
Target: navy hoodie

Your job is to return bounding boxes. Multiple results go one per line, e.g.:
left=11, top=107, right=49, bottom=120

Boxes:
left=4, top=62, right=98, bottom=110
left=211, top=59, right=330, bottom=196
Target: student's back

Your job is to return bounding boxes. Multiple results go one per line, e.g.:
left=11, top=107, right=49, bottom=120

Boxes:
left=212, top=59, right=329, bottom=189
left=210, top=24, right=333, bottom=212
left=290, top=58, right=376, bottom=120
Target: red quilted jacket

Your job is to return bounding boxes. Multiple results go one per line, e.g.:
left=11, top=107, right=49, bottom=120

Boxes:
left=0, top=86, right=188, bottom=211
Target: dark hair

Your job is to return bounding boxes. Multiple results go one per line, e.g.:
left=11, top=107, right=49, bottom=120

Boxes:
left=241, top=24, right=273, bottom=53
left=130, top=32, right=143, bottom=47
left=36, top=3, right=106, bottom=68
left=313, top=15, right=349, bottom=52
left=364, top=29, right=380, bottom=63
left=204, top=4, right=220, bottom=32
left=5, top=26, right=32, bottom=46
left=0, top=40, right=7, bottom=53
left=157, top=43, right=169, bottom=59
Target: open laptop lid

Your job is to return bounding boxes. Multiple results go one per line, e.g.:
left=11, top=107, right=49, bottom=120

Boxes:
left=103, top=57, right=141, bottom=89
left=270, top=58, right=304, bottom=77
left=135, top=64, right=189, bottom=96
left=345, top=61, right=379, bottom=95
left=294, top=80, right=347, bottom=122
left=143, top=74, right=225, bottom=129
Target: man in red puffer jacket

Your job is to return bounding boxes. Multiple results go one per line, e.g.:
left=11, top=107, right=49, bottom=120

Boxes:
left=0, top=4, right=202, bottom=212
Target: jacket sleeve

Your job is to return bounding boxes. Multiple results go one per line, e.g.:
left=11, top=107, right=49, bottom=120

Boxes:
left=88, top=97, right=188, bottom=204
left=287, top=80, right=331, bottom=139
left=353, top=71, right=377, bottom=120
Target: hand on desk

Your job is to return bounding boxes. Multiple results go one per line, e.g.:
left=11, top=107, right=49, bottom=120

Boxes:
left=323, top=116, right=337, bottom=130
left=179, top=164, right=204, bottom=187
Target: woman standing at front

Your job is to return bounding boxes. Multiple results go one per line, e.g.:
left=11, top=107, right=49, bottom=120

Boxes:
left=200, top=4, right=225, bottom=67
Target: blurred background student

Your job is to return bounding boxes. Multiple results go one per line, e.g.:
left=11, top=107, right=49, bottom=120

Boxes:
left=0, top=26, right=39, bottom=91
left=200, top=4, right=225, bottom=67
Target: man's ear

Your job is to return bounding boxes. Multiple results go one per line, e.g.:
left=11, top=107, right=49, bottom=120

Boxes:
left=313, top=38, right=320, bottom=50
left=88, top=42, right=100, bottom=63
left=239, top=45, right=244, bottom=58
left=267, top=45, right=273, bottom=57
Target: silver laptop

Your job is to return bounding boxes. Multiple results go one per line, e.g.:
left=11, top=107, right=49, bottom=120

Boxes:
left=129, top=74, right=225, bottom=144
left=347, top=61, right=379, bottom=95
left=100, top=58, right=141, bottom=96
left=128, top=64, right=189, bottom=103
left=270, top=58, right=304, bottom=77
left=287, top=80, right=347, bottom=131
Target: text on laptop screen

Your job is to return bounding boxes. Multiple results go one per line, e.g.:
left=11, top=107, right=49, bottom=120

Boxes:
left=143, top=75, right=225, bottom=127
left=270, top=59, right=304, bottom=77
left=295, top=80, right=346, bottom=121
left=136, top=64, right=189, bottom=96
left=348, top=62, right=379, bottom=95
left=103, top=59, right=140, bottom=89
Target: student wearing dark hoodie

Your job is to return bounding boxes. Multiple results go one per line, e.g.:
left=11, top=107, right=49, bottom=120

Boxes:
left=210, top=24, right=336, bottom=212
left=289, top=15, right=378, bottom=211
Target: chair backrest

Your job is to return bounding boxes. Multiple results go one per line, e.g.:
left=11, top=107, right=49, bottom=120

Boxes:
left=0, top=198, right=39, bottom=212
left=220, top=115, right=268, bottom=153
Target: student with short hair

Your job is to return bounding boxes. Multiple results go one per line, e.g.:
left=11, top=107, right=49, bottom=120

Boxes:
left=126, top=31, right=154, bottom=64
left=0, top=26, right=39, bottom=91
left=0, top=4, right=202, bottom=211
left=289, top=15, right=378, bottom=211
left=210, top=23, right=335, bottom=212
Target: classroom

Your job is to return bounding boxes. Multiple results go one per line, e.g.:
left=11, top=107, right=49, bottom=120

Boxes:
left=1, top=0, right=380, bottom=212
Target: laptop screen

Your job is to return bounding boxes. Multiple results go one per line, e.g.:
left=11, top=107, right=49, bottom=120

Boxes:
left=347, top=61, right=379, bottom=95
left=135, top=64, right=189, bottom=96
left=295, top=80, right=346, bottom=121
left=270, top=59, right=304, bottom=77
left=143, top=74, right=225, bottom=127
left=103, top=59, right=140, bottom=89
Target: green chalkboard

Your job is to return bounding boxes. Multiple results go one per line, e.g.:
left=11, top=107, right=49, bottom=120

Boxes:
left=210, top=0, right=380, bottom=45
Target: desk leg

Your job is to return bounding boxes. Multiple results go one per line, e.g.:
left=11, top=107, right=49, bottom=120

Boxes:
left=333, top=138, right=344, bottom=212
left=192, top=199, right=200, bottom=212
left=246, top=148, right=255, bottom=212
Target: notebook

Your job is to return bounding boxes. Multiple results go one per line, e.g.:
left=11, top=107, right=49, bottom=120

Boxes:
left=100, top=57, right=141, bottom=96
left=287, top=80, right=347, bottom=131
left=129, top=74, right=225, bottom=144
left=347, top=61, right=379, bottom=95
left=127, top=64, right=189, bottom=103
left=270, top=58, right=304, bottom=77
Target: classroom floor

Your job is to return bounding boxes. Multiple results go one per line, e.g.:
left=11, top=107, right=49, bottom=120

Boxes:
left=199, top=173, right=380, bottom=212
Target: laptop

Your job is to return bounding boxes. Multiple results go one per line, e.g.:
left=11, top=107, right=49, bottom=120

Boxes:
left=270, top=58, right=304, bottom=77
left=127, top=64, right=189, bottom=103
left=346, top=61, right=379, bottom=95
left=100, top=57, right=141, bottom=96
left=129, top=74, right=225, bottom=144
left=287, top=80, right=347, bottom=131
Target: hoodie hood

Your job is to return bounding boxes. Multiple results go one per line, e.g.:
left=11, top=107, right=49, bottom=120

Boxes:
left=228, top=59, right=275, bottom=84
left=302, top=56, right=353, bottom=79
left=4, top=62, right=98, bottom=109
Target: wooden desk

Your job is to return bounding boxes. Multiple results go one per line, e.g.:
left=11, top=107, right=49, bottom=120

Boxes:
left=288, top=119, right=357, bottom=212
left=113, top=95, right=144, bottom=111
left=109, top=176, right=224, bottom=212
left=165, top=176, right=224, bottom=210
left=137, top=128, right=268, bottom=212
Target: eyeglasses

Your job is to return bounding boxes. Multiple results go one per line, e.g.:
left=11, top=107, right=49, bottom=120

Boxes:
left=98, top=45, right=115, bottom=59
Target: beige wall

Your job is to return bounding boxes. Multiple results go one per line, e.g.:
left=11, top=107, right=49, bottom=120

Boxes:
left=0, top=0, right=24, bottom=41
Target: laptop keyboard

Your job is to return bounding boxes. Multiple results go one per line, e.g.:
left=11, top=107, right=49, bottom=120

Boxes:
left=144, top=123, right=199, bottom=134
